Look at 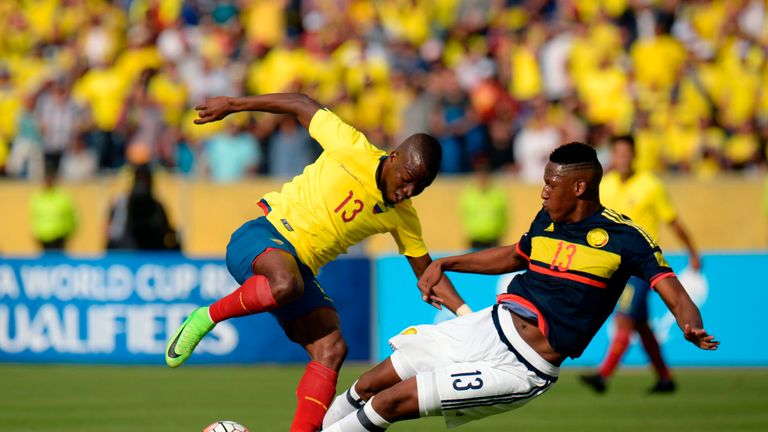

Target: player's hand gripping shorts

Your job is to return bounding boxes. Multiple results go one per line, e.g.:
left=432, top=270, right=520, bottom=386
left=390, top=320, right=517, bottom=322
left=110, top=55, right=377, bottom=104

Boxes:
left=388, top=305, right=560, bottom=428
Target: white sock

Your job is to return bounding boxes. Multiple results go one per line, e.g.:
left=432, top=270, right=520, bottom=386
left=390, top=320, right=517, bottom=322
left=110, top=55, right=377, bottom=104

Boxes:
left=361, top=401, right=391, bottom=429
left=323, top=381, right=364, bottom=429
left=323, top=397, right=391, bottom=431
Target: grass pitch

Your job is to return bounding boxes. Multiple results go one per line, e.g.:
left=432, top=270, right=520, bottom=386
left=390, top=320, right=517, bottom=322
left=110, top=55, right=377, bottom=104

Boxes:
left=1, top=364, right=765, bottom=432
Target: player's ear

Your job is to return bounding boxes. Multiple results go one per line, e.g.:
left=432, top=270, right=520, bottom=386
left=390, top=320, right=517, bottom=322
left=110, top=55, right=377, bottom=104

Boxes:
left=574, top=179, right=587, bottom=197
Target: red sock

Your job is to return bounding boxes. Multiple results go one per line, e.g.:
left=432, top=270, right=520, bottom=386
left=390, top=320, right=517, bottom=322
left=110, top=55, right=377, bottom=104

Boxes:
left=599, top=328, right=631, bottom=379
left=209, top=274, right=277, bottom=323
left=639, top=327, right=672, bottom=381
left=290, top=361, right=339, bottom=432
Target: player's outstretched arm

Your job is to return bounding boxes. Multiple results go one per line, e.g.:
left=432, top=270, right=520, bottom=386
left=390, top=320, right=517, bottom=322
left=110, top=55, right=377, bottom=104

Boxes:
left=194, top=93, right=322, bottom=129
left=655, top=276, right=719, bottom=350
left=417, top=244, right=528, bottom=299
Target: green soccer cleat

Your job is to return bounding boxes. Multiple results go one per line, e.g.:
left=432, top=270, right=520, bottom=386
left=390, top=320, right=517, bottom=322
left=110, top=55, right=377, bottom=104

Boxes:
left=165, top=306, right=216, bottom=368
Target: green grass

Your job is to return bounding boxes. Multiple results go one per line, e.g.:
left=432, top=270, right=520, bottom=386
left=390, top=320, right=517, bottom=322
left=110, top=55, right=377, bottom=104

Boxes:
left=1, top=364, right=766, bottom=431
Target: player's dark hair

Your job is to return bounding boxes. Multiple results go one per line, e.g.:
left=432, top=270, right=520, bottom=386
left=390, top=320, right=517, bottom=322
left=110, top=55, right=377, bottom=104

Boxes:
left=549, top=142, right=600, bottom=167
left=549, top=142, right=603, bottom=194
left=409, top=133, right=442, bottom=180
left=610, top=135, right=635, bottom=152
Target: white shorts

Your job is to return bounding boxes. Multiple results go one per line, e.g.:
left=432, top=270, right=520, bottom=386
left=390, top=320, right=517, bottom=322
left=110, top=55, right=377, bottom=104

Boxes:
left=388, top=305, right=560, bottom=428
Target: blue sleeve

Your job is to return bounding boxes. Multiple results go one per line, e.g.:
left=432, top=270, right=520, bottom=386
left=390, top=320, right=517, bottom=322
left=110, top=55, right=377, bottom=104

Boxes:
left=622, top=231, right=675, bottom=288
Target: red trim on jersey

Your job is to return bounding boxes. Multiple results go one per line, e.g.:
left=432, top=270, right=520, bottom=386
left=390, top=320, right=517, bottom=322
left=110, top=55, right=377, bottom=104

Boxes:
left=257, top=200, right=270, bottom=215
left=529, top=263, right=608, bottom=289
left=650, top=272, right=676, bottom=289
left=497, top=293, right=549, bottom=336
left=515, top=243, right=530, bottom=261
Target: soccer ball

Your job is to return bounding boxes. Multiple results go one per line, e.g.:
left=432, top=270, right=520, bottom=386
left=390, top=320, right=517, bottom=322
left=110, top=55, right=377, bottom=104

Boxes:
left=202, top=420, right=249, bottom=432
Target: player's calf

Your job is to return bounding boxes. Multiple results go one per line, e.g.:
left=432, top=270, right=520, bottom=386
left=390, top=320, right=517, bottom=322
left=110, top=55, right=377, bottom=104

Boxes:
left=209, top=274, right=280, bottom=322
left=291, top=361, right=339, bottom=432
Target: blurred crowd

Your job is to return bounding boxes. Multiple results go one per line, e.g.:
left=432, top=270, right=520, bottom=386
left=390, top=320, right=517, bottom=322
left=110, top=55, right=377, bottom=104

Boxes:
left=1, top=0, right=767, bottom=183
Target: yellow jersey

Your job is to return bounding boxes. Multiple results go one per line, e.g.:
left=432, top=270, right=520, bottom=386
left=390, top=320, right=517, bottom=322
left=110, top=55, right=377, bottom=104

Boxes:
left=600, top=171, right=676, bottom=240
left=262, top=109, right=428, bottom=274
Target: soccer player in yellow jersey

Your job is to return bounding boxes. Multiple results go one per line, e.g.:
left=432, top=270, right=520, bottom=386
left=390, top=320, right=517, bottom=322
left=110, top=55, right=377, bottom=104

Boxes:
left=164, top=93, right=471, bottom=432
left=581, top=135, right=701, bottom=394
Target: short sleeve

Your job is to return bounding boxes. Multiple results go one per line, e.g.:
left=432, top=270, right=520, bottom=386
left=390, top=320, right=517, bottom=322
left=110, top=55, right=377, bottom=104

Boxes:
left=516, top=232, right=532, bottom=260
left=516, top=209, right=547, bottom=260
left=308, top=108, right=376, bottom=153
left=391, top=202, right=428, bottom=257
left=622, top=229, right=675, bottom=288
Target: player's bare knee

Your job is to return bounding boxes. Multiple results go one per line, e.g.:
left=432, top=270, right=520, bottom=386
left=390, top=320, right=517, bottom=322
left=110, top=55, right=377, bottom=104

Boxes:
left=372, top=389, right=416, bottom=421
left=354, top=372, right=379, bottom=401
left=269, top=274, right=303, bottom=304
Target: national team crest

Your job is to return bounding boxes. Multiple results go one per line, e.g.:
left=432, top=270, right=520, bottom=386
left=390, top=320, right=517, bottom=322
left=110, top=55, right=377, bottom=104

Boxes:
left=373, top=202, right=390, bottom=214
left=587, top=228, right=609, bottom=248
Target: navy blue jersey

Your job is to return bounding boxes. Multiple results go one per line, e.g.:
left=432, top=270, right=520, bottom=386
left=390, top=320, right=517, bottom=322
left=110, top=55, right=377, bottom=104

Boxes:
left=503, top=207, right=675, bottom=358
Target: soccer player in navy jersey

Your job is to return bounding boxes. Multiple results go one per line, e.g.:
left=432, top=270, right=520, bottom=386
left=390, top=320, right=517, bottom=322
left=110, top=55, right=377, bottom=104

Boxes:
left=580, top=135, right=701, bottom=394
left=164, top=93, right=471, bottom=432
left=321, top=142, right=718, bottom=431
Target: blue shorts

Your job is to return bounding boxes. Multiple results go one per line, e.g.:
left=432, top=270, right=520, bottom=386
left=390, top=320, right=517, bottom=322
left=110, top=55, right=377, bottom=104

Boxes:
left=616, top=276, right=650, bottom=322
left=225, top=216, right=335, bottom=325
